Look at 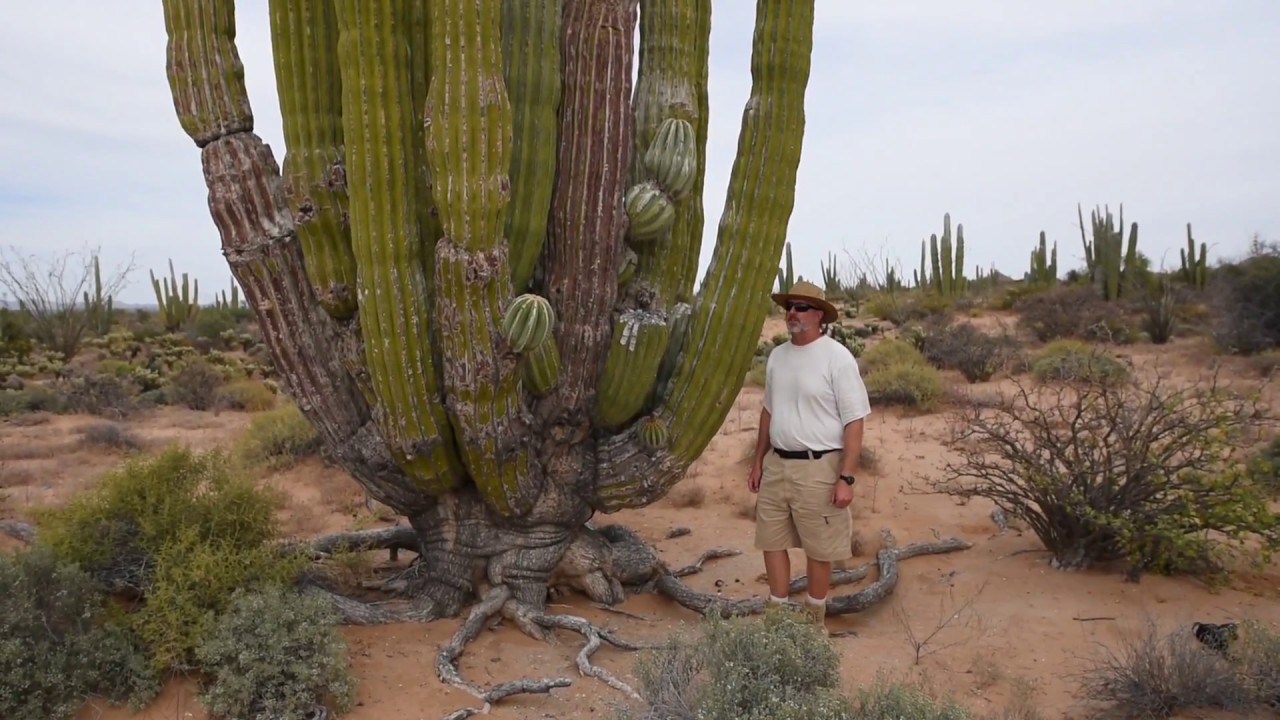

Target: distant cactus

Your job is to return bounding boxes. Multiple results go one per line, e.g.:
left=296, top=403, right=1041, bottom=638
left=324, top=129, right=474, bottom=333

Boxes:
left=214, top=278, right=241, bottom=311
left=1179, top=223, right=1208, bottom=289
left=1079, top=203, right=1139, bottom=301
left=151, top=259, right=199, bottom=331
left=819, top=251, right=841, bottom=294
left=927, top=213, right=966, bottom=297
left=1028, top=231, right=1058, bottom=286
left=82, top=254, right=114, bottom=335
left=776, top=241, right=795, bottom=293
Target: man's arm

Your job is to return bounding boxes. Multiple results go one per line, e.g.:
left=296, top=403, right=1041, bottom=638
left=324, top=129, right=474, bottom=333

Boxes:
left=839, top=417, right=863, bottom=476
left=753, top=407, right=772, bottom=469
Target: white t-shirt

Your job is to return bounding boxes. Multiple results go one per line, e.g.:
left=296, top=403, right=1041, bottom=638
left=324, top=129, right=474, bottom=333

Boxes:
left=764, top=335, right=872, bottom=452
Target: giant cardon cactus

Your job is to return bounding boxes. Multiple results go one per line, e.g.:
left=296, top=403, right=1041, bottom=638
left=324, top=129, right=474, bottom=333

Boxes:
left=159, top=0, right=831, bottom=704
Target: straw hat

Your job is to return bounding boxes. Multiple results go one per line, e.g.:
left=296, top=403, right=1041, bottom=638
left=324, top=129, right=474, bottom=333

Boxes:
left=770, top=279, right=839, bottom=324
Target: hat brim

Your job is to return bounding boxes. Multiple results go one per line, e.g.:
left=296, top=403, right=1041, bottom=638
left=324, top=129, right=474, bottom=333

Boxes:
left=770, top=292, right=839, bottom=324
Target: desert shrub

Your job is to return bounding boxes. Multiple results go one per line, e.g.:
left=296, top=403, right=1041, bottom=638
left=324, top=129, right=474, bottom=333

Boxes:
left=849, top=672, right=972, bottom=719
left=1207, top=239, right=1280, bottom=355
left=1030, top=339, right=1129, bottom=385
left=234, top=402, right=323, bottom=470
left=915, top=320, right=1022, bottom=383
left=33, top=445, right=304, bottom=671
left=1079, top=620, right=1255, bottom=718
left=196, top=586, right=356, bottom=720
left=863, top=361, right=944, bottom=410
left=78, top=421, right=144, bottom=452
left=619, top=605, right=851, bottom=720
left=216, top=378, right=277, bottom=412
left=1013, top=285, right=1134, bottom=344
left=932, top=369, right=1280, bottom=579
left=0, top=385, right=65, bottom=415
left=0, top=545, right=160, bottom=720
left=1137, top=278, right=1181, bottom=344
left=57, top=370, right=139, bottom=418
left=1243, top=436, right=1280, bottom=496
left=860, top=338, right=924, bottom=374
left=166, top=357, right=227, bottom=410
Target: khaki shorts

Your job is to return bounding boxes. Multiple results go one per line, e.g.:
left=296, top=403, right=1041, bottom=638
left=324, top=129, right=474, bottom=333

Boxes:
left=753, top=450, right=852, bottom=562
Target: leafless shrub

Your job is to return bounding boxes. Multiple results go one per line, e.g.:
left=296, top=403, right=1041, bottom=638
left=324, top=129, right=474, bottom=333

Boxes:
left=1078, top=619, right=1252, bottom=718
left=930, top=366, right=1279, bottom=579
left=0, top=245, right=134, bottom=360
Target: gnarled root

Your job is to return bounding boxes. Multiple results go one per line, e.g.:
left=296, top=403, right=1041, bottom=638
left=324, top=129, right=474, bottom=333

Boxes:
left=649, top=529, right=972, bottom=618
left=436, top=584, right=645, bottom=720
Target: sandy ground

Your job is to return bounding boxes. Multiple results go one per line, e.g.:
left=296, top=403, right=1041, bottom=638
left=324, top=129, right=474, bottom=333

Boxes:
left=2, top=313, right=1277, bottom=720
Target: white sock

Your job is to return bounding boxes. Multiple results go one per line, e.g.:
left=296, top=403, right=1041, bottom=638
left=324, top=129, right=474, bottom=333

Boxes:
left=768, top=594, right=789, bottom=604
left=805, top=593, right=826, bottom=607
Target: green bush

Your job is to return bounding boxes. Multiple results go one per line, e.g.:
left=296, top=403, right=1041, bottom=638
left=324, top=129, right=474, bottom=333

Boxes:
left=850, top=673, right=973, bottom=719
left=863, top=361, right=944, bottom=410
left=1031, top=339, right=1129, bottom=385
left=0, top=545, right=160, bottom=720
left=621, top=606, right=851, bottom=720
left=915, top=320, right=1023, bottom=383
left=196, top=586, right=356, bottom=720
left=234, top=403, right=323, bottom=471
left=33, top=445, right=305, bottom=671
left=860, top=338, right=925, bottom=375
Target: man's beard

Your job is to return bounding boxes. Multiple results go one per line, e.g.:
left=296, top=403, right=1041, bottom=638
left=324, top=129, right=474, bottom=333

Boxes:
left=787, top=319, right=807, bottom=334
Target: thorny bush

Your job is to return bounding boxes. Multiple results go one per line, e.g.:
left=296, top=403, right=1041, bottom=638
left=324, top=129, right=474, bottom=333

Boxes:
left=931, top=366, right=1280, bottom=580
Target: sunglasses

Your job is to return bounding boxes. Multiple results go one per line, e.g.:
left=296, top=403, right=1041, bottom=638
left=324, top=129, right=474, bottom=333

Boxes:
left=785, top=302, right=816, bottom=313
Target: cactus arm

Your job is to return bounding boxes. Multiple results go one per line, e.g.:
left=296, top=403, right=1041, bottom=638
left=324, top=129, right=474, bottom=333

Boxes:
left=424, top=0, right=541, bottom=517
left=537, top=0, right=639, bottom=429
left=268, top=0, right=359, bottom=319
left=954, top=223, right=965, bottom=293
left=333, top=0, right=464, bottom=491
left=593, top=0, right=711, bottom=429
left=502, top=0, right=562, bottom=293
left=592, top=0, right=815, bottom=510
left=160, top=0, right=432, bottom=513
left=940, top=214, right=953, bottom=296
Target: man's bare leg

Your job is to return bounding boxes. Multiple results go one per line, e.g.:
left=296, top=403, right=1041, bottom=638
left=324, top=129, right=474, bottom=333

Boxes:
left=763, top=550, right=792, bottom=599
left=806, top=556, right=832, bottom=600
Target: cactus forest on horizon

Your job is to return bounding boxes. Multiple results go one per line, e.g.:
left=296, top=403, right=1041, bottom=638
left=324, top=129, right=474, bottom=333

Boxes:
left=158, top=0, right=823, bottom=620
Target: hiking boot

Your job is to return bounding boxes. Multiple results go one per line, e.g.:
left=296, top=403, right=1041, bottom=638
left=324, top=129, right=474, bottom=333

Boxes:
left=804, top=598, right=828, bottom=636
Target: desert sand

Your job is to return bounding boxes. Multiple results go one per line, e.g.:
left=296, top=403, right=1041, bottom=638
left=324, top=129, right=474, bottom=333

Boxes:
left=1, top=309, right=1277, bottom=720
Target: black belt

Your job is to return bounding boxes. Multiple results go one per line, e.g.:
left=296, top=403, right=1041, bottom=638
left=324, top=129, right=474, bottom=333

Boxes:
left=773, top=447, right=840, bottom=460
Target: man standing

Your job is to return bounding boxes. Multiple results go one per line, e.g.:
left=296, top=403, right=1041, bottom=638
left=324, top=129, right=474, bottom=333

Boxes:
left=748, top=280, right=871, bottom=630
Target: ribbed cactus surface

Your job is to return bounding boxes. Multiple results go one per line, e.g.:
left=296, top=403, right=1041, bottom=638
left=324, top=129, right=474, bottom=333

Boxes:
left=160, top=0, right=816, bottom=524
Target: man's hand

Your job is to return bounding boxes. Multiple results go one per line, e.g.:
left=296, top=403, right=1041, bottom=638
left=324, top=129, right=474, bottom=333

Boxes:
left=748, top=464, right=763, bottom=493
left=831, top=479, right=853, bottom=509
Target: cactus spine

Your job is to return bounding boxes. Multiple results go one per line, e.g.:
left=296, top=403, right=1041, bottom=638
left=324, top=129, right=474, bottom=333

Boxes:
left=151, top=259, right=200, bottom=331
left=1179, top=223, right=1208, bottom=289
left=1029, top=231, right=1058, bottom=286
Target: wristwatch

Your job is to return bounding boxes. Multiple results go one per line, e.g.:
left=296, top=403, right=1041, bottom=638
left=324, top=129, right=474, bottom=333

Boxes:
left=838, top=474, right=856, bottom=486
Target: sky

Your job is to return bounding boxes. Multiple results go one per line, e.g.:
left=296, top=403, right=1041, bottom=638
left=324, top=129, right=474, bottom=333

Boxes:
left=1, top=1, right=1277, bottom=306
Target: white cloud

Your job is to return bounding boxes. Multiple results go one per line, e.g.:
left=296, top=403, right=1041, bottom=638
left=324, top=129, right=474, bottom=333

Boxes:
left=0, top=0, right=1276, bottom=305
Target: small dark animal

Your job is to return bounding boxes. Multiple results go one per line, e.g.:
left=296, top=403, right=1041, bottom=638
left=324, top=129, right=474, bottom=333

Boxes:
left=1192, top=621, right=1239, bottom=656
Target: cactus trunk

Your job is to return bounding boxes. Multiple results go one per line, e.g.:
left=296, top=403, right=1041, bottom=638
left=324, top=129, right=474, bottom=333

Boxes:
left=161, top=0, right=816, bottom=620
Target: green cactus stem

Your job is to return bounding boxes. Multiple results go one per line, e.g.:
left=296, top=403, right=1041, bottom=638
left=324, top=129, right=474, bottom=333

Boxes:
left=1028, top=230, right=1058, bottom=286
left=776, top=239, right=794, bottom=293
left=334, top=0, right=464, bottom=493
left=151, top=259, right=200, bottom=331
left=214, top=278, right=241, bottom=311
left=82, top=254, right=114, bottom=335
left=502, top=0, right=561, bottom=293
left=1179, top=222, right=1208, bottom=289
left=268, top=0, right=359, bottom=319
left=424, top=0, right=539, bottom=516
left=521, top=339, right=560, bottom=396
left=927, top=213, right=966, bottom=297
left=1079, top=202, right=1139, bottom=301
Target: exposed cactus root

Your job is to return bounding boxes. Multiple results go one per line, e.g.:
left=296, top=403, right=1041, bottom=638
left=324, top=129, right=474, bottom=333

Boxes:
left=0, top=518, right=971, bottom=719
